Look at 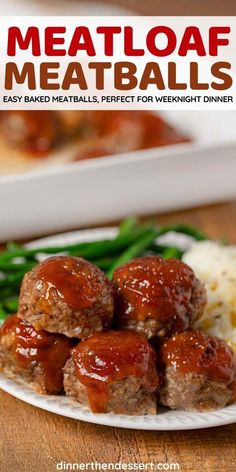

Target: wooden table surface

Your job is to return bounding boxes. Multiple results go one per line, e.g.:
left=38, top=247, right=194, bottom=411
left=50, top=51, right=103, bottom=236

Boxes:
left=1, top=200, right=236, bottom=472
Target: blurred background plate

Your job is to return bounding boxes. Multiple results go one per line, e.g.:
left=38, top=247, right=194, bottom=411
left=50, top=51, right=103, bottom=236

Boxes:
left=0, top=1, right=236, bottom=242
left=0, top=110, right=236, bottom=242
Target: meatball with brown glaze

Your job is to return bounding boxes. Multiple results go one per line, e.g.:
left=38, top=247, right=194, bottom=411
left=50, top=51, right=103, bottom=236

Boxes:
left=63, top=330, right=159, bottom=415
left=18, top=256, right=114, bottom=339
left=159, top=330, right=236, bottom=411
left=112, top=256, right=206, bottom=339
left=0, top=315, right=72, bottom=394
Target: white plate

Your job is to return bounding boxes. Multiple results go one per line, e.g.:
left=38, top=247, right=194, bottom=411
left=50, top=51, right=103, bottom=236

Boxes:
left=1, top=374, right=236, bottom=430
left=0, top=227, right=236, bottom=430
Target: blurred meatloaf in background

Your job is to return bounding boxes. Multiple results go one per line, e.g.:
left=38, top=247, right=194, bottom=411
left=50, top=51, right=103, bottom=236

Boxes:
left=0, top=110, right=189, bottom=174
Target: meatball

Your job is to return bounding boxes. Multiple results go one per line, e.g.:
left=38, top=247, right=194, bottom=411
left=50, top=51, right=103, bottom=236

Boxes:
left=112, top=255, right=206, bottom=339
left=18, top=256, right=114, bottom=339
left=63, top=330, right=159, bottom=414
left=0, top=315, right=72, bottom=394
left=159, top=330, right=236, bottom=411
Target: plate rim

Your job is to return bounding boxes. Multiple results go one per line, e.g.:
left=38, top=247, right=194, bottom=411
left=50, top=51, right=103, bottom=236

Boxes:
left=1, top=373, right=236, bottom=431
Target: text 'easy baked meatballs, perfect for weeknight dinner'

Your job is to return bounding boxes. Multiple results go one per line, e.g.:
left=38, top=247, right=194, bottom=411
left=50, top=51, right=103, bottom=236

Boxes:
left=159, top=330, right=236, bottom=412
left=0, top=315, right=72, bottom=394
left=63, top=330, right=159, bottom=415
left=18, top=256, right=114, bottom=339
left=112, top=256, right=206, bottom=339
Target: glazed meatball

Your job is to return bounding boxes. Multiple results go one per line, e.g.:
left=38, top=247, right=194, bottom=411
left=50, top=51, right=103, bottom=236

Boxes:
left=0, top=315, right=72, bottom=394
left=18, top=256, right=114, bottom=339
left=113, top=256, right=206, bottom=339
left=159, top=330, right=236, bottom=411
left=63, top=330, right=159, bottom=414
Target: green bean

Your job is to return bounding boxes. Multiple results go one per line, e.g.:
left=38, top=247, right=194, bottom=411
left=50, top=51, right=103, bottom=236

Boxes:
left=0, top=222, right=206, bottom=264
left=3, top=297, right=19, bottom=313
left=155, top=223, right=207, bottom=241
left=0, top=241, right=93, bottom=262
left=162, top=246, right=184, bottom=259
left=117, top=217, right=138, bottom=236
left=6, top=242, right=24, bottom=253
left=0, top=271, right=26, bottom=289
left=0, top=302, right=7, bottom=320
left=0, top=223, right=152, bottom=263
left=105, top=223, right=205, bottom=277
left=92, top=256, right=117, bottom=271
left=0, top=261, right=36, bottom=272
left=0, top=287, right=19, bottom=299
left=150, top=244, right=184, bottom=259
left=69, top=224, right=156, bottom=259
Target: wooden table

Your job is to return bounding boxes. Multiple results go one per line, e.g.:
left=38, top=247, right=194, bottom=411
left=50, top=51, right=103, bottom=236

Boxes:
left=1, top=201, right=236, bottom=472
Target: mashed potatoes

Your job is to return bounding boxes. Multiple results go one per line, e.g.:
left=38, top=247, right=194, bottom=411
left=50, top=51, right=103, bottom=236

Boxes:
left=183, top=241, right=236, bottom=351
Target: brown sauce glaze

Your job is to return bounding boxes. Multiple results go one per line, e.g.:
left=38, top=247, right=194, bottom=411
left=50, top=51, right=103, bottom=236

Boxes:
left=35, top=256, right=108, bottom=311
left=160, top=330, right=236, bottom=387
left=0, top=315, right=72, bottom=393
left=71, top=330, right=159, bottom=413
left=113, top=256, right=195, bottom=326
